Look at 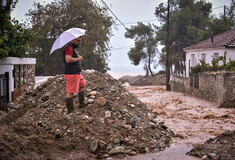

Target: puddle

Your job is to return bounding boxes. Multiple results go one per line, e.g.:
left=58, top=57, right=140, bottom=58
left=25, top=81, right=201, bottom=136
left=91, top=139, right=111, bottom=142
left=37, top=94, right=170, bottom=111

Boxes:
left=122, top=144, right=200, bottom=160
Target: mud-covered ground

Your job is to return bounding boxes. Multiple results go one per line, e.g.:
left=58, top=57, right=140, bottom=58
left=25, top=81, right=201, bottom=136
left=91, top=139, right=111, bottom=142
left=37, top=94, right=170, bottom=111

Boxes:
left=126, top=85, right=235, bottom=160
left=0, top=73, right=234, bottom=160
left=0, top=72, right=175, bottom=160
left=118, top=74, right=166, bottom=86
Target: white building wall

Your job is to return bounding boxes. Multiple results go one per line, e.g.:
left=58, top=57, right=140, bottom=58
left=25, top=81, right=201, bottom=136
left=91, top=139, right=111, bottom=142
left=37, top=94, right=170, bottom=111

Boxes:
left=185, top=48, right=235, bottom=77
left=227, top=48, right=235, bottom=62
left=0, top=57, right=36, bottom=102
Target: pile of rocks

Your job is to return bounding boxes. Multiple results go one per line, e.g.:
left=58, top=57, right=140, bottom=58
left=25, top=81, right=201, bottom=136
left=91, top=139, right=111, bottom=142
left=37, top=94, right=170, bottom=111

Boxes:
left=187, top=130, right=235, bottom=160
left=0, top=72, right=174, bottom=159
left=118, top=74, right=166, bottom=86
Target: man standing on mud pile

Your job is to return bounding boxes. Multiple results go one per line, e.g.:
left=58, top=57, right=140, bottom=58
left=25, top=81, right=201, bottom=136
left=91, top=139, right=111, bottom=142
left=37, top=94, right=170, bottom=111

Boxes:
left=63, top=36, right=87, bottom=114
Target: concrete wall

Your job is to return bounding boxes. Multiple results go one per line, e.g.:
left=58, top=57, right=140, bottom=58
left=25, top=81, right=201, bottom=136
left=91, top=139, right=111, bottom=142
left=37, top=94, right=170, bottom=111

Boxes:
left=0, top=57, right=36, bottom=102
left=171, top=72, right=235, bottom=108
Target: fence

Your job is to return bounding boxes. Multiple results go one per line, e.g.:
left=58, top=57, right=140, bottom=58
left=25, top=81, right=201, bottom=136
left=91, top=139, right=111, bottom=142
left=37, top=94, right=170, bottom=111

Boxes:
left=171, top=72, right=235, bottom=108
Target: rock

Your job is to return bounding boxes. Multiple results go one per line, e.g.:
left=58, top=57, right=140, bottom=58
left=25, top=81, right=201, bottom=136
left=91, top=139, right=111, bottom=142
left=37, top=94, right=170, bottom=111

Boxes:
left=202, top=155, right=208, bottom=160
left=109, top=146, right=125, bottom=154
left=128, top=140, right=135, bottom=145
left=113, top=138, right=120, bottom=144
left=87, top=99, right=94, bottom=104
left=89, top=91, right=97, bottom=96
left=99, top=140, right=107, bottom=149
left=110, top=86, right=116, bottom=92
left=90, top=139, right=99, bottom=153
left=160, top=124, right=168, bottom=130
left=222, top=130, right=233, bottom=136
left=208, top=153, right=219, bottom=160
left=107, top=143, right=112, bottom=150
left=85, top=69, right=96, bottom=73
left=129, top=104, right=135, bottom=108
left=105, top=111, right=112, bottom=118
left=147, top=113, right=153, bottom=120
left=90, top=95, right=95, bottom=99
left=123, top=124, right=132, bottom=130
left=37, top=121, right=43, bottom=127
left=96, top=97, right=107, bottom=107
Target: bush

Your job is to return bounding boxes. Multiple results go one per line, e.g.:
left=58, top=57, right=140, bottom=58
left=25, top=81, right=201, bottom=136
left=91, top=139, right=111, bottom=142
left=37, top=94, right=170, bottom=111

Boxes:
left=190, top=52, right=235, bottom=74
left=190, top=60, right=210, bottom=74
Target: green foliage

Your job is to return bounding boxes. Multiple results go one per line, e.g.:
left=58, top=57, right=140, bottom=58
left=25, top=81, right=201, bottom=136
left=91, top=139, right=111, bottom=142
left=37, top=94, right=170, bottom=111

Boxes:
left=208, top=0, right=235, bottom=35
left=226, top=59, right=235, bottom=71
left=190, top=60, right=210, bottom=74
left=26, top=0, right=113, bottom=75
left=0, top=0, right=32, bottom=59
left=154, top=0, right=234, bottom=74
left=125, top=23, right=158, bottom=76
left=154, top=0, right=212, bottom=75
left=190, top=52, right=235, bottom=74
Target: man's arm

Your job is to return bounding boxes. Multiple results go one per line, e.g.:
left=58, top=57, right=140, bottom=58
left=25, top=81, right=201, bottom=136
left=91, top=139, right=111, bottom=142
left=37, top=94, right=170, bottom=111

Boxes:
left=65, top=46, right=83, bottom=63
left=65, top=55, right=83, bottom=63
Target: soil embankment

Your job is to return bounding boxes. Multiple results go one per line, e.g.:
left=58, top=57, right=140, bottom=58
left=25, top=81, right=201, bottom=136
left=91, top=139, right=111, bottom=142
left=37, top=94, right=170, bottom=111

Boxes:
left=118, top=74, right=166, bottom=86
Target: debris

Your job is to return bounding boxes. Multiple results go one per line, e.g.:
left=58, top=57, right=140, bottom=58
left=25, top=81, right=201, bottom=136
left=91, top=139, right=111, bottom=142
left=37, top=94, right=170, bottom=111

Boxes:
left=0, top=72, right=174, bottom=160
left=187, top=130, right=235, bottom=160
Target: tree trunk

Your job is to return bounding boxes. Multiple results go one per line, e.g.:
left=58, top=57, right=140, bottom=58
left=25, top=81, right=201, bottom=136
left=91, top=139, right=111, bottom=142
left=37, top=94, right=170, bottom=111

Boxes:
left=144, top=64, right=149, bottom=76
left=148, top=63, right=154, bottom=76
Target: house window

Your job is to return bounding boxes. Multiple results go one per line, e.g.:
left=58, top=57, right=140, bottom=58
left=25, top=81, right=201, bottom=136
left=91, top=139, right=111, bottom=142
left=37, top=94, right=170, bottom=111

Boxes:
left=191, top=54, right=196, bottom=67
left=201, top=53, right=206, bottom=62
left=213, top=53, right=219, bottom=59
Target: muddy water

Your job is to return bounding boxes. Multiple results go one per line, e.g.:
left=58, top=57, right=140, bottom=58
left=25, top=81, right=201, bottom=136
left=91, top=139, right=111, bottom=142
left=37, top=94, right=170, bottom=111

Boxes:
left=122, top=86, right=235, bottom=160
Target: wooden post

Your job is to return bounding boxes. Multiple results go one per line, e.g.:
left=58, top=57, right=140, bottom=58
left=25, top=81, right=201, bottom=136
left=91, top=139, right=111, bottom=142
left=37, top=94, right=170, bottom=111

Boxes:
left=166, top=0, right=171, bottom=91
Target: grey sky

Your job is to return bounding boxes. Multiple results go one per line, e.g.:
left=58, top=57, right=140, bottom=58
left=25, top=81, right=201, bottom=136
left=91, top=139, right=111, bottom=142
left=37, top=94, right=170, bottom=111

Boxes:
left=11, top=0, right=232, bottom=78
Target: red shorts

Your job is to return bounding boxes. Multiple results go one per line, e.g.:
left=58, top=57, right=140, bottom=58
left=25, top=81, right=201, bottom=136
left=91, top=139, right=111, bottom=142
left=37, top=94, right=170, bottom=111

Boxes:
left=64, top=74, right=86, bottom=93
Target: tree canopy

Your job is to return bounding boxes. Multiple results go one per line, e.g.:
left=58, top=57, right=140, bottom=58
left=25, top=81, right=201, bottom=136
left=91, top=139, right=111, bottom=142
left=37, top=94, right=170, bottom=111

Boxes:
left=26, top=0, right=113, bottom=75
left=125, top=23, right=158, bottom=76
left=0, top=0, right=31, bottom=59
left=155, top=0, right=235, bottom=75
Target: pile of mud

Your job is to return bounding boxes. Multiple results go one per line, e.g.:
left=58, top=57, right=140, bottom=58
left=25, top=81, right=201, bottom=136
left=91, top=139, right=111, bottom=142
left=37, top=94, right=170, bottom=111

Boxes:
left=118, top=74, right=166, bottom=86
left=0, top=72, right=174, bottom=159
left=187, top=130, right=235, bottom=160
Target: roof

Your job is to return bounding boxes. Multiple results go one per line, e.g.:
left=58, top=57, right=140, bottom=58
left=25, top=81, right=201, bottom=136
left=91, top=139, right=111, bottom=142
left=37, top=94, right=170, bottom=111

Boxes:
left=184, top=28, right=235, bottom=51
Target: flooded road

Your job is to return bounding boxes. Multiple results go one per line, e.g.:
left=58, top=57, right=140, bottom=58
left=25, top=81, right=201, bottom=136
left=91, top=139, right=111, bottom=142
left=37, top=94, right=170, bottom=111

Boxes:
left=122, top=86, right=235, bottom=160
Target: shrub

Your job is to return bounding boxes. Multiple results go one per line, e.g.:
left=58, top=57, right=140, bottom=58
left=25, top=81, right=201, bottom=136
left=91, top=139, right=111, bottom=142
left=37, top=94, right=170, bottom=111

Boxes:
left=190, top=52, right=235, bottom=74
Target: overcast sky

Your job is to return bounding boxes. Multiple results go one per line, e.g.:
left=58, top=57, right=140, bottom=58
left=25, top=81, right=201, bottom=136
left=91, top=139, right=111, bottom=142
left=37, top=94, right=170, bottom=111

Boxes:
left=11, top=0, right=231, bottom=78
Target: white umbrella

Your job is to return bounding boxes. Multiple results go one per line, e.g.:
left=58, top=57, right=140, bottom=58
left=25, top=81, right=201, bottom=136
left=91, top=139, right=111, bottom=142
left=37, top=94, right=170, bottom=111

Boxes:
left=50, top=27, right=86, bottom=54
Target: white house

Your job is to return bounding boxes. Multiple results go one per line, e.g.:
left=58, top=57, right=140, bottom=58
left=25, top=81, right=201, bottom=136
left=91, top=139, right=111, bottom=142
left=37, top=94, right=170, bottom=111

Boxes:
left=184, top=29, right=235, bottom=77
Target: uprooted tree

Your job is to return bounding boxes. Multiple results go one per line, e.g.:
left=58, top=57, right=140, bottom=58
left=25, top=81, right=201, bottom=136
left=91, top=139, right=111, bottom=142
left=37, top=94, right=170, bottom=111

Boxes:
left=26, top=0, right=114, bottom=75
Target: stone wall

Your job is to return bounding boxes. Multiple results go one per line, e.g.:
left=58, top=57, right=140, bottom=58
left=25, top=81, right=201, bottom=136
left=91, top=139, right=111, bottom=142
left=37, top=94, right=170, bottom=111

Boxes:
left=14, top=64, right=35, bottom=91
left=0, top=57, right=36, bottom=103
left=171, top=72, right=235, bottom=108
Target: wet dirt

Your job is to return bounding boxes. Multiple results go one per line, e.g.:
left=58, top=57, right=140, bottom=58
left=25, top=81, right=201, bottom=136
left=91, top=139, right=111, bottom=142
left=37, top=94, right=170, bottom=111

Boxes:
left=0, top=73, right=175, bottom=160
left=1, top=73, right=234, bottom=160
left=123, top=85, right=235, bottom=160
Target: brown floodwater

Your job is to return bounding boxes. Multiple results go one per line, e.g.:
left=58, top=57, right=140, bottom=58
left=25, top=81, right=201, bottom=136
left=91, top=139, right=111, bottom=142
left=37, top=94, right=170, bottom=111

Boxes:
left=120, top=86, right=235, bottom=160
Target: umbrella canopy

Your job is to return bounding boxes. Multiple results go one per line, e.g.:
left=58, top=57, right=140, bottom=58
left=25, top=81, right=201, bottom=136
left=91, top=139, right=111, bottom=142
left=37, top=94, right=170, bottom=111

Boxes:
left=50, top=28, right=86, bottom=54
